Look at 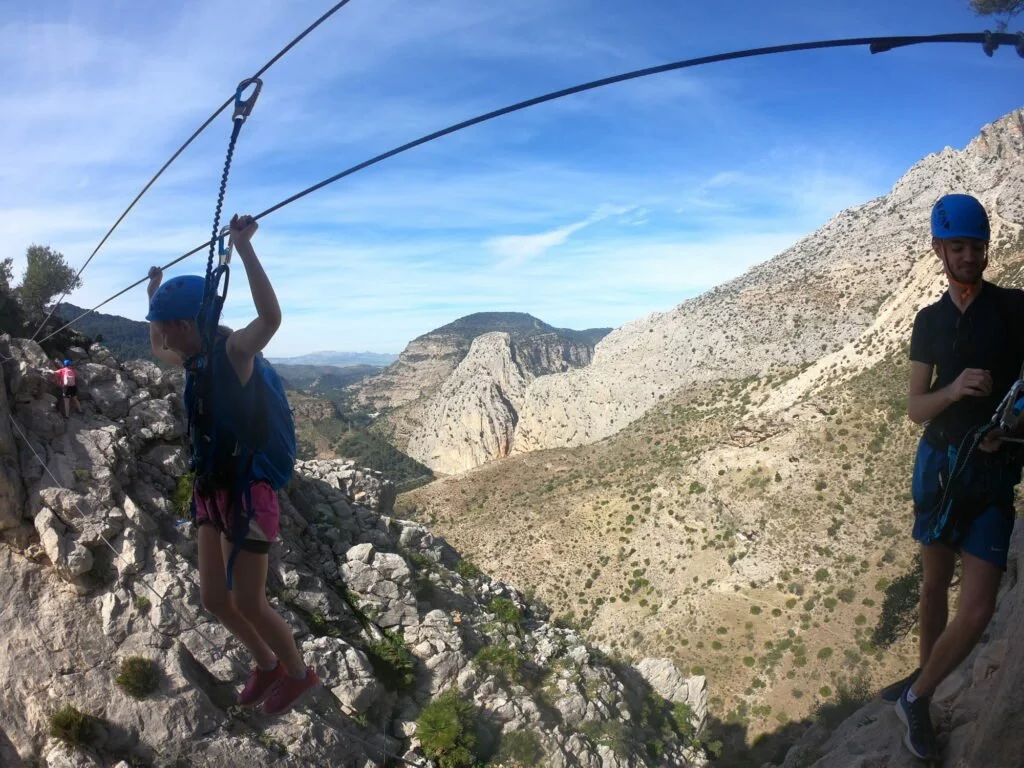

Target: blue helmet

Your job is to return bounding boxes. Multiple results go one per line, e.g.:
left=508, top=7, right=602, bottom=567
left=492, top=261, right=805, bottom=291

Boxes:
left=930, top=194, right=990, bottom=242
left=146, top=275, right=206, bottom=323
left=62, top=359, right=72, bottom=367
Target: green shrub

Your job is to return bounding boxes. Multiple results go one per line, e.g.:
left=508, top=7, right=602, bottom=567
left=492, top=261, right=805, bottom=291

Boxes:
left=115, top=656, right=160, bottom=699
left=366, top=630, right=416, bottom=691
left=455, top=559, right=481, bottom=580
left=472, top=643, right=524, bottom=684
left=49, top=704, right=95, bottom=745
left=172, top=472, right=194, bottom=520
left=488, top=598, right=523, bottom=632
left=417, top=690, right=478, bottom=768
left=493, top=729, right=544, bottom=766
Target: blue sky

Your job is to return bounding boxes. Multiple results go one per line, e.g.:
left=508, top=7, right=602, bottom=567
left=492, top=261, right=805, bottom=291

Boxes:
left=2, top=0, right=1021, bottom=355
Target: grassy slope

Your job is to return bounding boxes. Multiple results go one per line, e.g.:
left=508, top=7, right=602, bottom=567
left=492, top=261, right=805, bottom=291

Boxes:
left=398, top=350, right=924, bottom=758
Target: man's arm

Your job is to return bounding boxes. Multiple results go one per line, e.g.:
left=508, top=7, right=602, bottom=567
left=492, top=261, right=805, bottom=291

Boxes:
left=907, top=362, right=991, bottom=425
left=225, top=215, right=282, bottom=381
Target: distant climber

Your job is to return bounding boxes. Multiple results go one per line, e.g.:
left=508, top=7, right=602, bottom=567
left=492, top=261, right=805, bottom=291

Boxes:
left=880, top=194, right=1024, bottom=760
left=146, top=214, right=318, bottom=715
left=53, top=359, right=82, bottom=418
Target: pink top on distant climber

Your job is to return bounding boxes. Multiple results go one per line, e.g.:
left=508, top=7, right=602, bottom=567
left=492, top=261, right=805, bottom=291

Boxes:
left=55, top=366, right=76, bottom=387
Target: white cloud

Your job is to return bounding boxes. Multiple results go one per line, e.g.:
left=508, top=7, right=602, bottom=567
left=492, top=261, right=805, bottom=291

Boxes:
left=486, top=204, right=634, bottom=268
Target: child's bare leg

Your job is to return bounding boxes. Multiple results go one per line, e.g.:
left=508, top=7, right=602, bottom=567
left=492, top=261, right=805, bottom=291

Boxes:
left=222, top=539, right=306, bottom=677
left=197, top=525, right=276, bottom=668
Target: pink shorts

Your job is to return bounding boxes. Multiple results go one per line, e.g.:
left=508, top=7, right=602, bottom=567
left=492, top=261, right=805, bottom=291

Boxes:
left=193, top=481, right=280, bottom=553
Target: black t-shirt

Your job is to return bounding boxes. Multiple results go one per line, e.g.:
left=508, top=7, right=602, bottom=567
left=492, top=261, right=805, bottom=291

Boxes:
left=909, top=281, right=1024, bottom=445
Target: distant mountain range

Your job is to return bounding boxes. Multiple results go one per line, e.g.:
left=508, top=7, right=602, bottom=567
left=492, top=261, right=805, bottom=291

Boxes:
left=56, top=303, right=155, bottom=362
left=267, top=351, right=398, bottom=367
left=52, top=304, right=396, bottom=369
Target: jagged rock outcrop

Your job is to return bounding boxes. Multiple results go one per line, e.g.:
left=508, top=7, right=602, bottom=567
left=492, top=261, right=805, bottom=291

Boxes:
left=287, top=392, right=340, bottom=423
left=765, top=522, right=1024, bottom=768
left=512, top=109, right=1024, bottom=454
left=352, top=314, right=609, bottom=469
left=404, top=333, right=533, bottom=475
left=0, top=337, right=706, bottom=767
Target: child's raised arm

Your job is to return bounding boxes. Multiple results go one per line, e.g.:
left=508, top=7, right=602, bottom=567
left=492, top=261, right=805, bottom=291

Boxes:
left=225, top=214, right=282, bottom=380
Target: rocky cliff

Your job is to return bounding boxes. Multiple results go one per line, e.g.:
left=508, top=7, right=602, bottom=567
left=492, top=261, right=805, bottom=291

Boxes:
left=512, top=109, right=1024, bottom=455
left=404, top=333, right=533, bottom=475
left=0, top=335, right=706, bottom=768
left=353, top=313, right=609, bottom=472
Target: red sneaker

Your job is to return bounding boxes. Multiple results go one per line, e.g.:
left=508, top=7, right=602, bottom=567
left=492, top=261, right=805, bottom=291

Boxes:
left=262, top=666, right=320, bottom=716
left=238, top=662, right=286, bottom=706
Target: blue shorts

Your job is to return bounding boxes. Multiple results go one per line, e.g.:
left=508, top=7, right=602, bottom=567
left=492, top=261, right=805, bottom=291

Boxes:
left=911, top=436, right=1018, bottom=570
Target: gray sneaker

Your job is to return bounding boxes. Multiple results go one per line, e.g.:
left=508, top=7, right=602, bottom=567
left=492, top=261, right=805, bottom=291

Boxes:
left=896, top=687, right=938, bottom=760
left=880, top=667, right=920, bottom=703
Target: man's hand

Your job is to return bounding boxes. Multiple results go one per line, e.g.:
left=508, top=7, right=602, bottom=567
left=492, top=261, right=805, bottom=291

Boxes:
left=147, top=266, right=163, bottom=299
left=950, top=368, right=992, bottom=401
left=229, top=214, right=258, bottom=252
left=979, top=427, right=1005, bottom=453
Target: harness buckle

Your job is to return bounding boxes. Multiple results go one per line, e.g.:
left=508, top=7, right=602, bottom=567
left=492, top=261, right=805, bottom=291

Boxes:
left=232, top=77, right=263, bottom=123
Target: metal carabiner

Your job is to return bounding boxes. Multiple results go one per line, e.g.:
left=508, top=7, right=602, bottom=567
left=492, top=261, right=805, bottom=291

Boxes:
left=218, top=225, right=233, bottom=265
left=233, top=77, right=263, bottom=122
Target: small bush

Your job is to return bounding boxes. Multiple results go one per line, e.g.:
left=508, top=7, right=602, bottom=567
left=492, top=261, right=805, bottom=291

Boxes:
left=417, top=690, right=478, bottom=768
left=49, top=704, right=95, bottom=745
left=116, top=656, right=160, bottom=699
left=366, top=630, right=416, bottom=691
left=817, top=647, right=834, bottom=661
left=135, top=596, right=151, bottom=612
left=493, top=729, right=544, bottom=766
left=455, top=559, right=481, bottom=580
left=172, top=472, right=194, bottom=520
left=472, top=643, right=524, bottom=684
left=488, top=598, right=523, bottom=632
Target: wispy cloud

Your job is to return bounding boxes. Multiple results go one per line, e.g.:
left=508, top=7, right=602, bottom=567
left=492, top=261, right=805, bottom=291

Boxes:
left=487, top=204, right=634, bottom=268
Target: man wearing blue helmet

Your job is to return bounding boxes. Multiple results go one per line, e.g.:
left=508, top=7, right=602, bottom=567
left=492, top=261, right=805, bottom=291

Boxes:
left=881, top=194, right=1024, bottom=759
left=146, top=214, right=319, bottom=716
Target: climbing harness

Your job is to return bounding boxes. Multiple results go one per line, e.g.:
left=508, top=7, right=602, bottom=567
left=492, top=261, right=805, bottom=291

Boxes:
left=38, top=30, right=1024, bottom=346
left=923, top=370, right=1024, bottom=545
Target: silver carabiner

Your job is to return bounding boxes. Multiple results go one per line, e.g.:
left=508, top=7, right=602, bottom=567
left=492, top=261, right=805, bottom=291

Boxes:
left=218, top=225, right=233, bottom=265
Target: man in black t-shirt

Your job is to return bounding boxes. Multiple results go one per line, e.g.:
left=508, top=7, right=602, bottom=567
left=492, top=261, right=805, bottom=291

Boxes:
left=882, top=194, right=1024, bottom=760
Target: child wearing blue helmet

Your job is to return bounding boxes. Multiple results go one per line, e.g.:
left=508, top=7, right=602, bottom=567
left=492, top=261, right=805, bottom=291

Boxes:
left=881, top=194, right=1024, bottom=759
left=146, top=214, right=319, bottom=716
